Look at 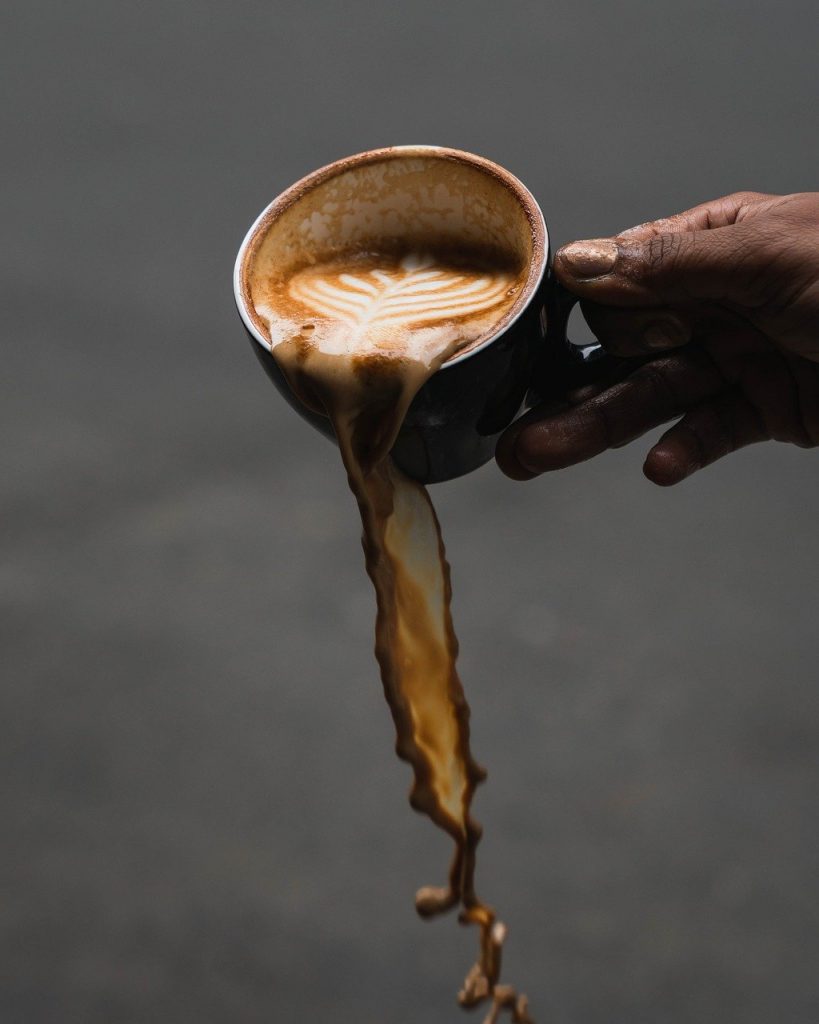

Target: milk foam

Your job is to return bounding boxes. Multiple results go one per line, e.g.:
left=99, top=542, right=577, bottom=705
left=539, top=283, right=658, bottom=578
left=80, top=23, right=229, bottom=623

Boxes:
left=258, top=252, right=521, bottom=365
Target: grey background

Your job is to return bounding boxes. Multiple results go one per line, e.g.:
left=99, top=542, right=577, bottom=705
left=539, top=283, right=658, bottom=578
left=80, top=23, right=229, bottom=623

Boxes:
left=2, top=1, right=818, bottom=1022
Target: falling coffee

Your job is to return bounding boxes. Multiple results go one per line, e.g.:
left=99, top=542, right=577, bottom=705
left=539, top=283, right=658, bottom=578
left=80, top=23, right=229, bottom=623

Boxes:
left=250, top=240, right=532, bottom=1023
left=241, top=150, right=543, bottom=1023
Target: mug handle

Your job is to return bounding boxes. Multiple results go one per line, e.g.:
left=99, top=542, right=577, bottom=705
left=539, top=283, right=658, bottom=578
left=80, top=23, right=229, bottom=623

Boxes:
left=529, top=272, right=645, bottom=402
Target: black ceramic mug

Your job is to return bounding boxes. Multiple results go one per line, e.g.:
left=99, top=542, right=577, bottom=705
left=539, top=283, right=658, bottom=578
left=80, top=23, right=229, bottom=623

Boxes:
left=234, top=145, right=632, bottom=483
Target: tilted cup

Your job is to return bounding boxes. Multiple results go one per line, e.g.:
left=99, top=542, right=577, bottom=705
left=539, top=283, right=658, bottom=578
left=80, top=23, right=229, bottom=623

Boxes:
left=234, top=145, right=628, bottom=483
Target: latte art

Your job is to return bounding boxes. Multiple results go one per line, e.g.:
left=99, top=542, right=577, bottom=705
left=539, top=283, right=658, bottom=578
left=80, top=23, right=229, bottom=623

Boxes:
left=289, top=253, right=518, bottom=333
left=257, top=249, right=524, bottom=364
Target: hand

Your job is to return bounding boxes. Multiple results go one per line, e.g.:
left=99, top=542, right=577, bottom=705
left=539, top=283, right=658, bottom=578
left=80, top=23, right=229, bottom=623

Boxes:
left=496, top=192, right=819, bottom=485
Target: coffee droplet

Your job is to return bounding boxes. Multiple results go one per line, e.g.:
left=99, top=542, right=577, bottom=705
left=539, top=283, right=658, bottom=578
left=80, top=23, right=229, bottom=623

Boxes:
left=415, top=885, right=457, bottom=918
left=460, top=964, right=492, bottom=1006
left=254, top=248, right=532, bottom=1022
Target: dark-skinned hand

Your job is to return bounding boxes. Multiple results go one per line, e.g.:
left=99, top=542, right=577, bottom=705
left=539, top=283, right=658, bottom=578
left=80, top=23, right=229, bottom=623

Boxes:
left=496, top=191, right=819, bottom=485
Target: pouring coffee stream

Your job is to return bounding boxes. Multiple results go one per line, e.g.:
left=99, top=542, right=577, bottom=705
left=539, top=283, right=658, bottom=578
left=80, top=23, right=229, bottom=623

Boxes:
left=235, top=146, right=647, bottom=1024
left=259, top=248, right=533, bottom=1023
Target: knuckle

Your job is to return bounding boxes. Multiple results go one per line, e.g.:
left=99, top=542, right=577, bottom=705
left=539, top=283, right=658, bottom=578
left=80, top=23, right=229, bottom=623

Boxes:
left=514, top=425, right=546, bottom=469
left=726, top=190, right=774, bottom=216
left=633, top=361, right=681, bottom=411
left=702, top=401, right=734, bottom=459
left=644, top=232, right=683, bottom=275
left=676, top=418, right=711, bottom=467
left=584, top=400, right=615, bottom=449
left=702, top=192, right=768, bottom=228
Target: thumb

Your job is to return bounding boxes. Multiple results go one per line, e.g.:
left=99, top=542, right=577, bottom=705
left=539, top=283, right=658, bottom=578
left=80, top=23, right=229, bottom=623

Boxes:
left=553, top=222, right=768, bottom=308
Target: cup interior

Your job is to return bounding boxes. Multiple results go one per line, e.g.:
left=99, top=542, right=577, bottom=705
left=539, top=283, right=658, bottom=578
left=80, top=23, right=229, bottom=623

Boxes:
left=236, top=146, right=547, bottom=364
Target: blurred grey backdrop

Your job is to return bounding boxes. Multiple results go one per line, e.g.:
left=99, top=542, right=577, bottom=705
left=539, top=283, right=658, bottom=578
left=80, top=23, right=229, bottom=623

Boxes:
left=2, top=2, right=818, bottom=1022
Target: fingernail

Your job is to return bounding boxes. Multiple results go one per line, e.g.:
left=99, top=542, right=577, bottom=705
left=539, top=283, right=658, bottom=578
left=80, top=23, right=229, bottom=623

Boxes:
left=643, top=319, right=689, bottom=350
left=557, top=239, right=618, bottom=279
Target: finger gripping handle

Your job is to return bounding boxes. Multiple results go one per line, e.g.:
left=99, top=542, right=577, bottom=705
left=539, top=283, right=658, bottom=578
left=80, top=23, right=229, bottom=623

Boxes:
left=530, top=274, right=641, bottom=401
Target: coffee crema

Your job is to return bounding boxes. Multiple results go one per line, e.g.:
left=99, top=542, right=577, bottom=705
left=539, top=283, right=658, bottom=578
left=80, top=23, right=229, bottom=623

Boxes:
left=254, top=238, right=532, bottom=1023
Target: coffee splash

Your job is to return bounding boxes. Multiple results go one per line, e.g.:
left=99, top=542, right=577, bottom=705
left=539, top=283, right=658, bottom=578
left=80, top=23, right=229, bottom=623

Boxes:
left=256, top=249, right=532, bottom=1024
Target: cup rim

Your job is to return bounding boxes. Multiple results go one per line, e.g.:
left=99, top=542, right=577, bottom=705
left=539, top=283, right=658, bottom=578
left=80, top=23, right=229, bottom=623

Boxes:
left=232, top=144, right=549, bottom=369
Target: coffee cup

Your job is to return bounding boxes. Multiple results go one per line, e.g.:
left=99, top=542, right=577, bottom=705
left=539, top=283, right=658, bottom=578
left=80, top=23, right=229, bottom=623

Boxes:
left=234, top=145, right=633, bottom=483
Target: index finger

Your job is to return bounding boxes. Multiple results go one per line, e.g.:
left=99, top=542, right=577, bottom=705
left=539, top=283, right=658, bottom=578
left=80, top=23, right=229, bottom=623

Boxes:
left=616, top=191, right=777, bottom=241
